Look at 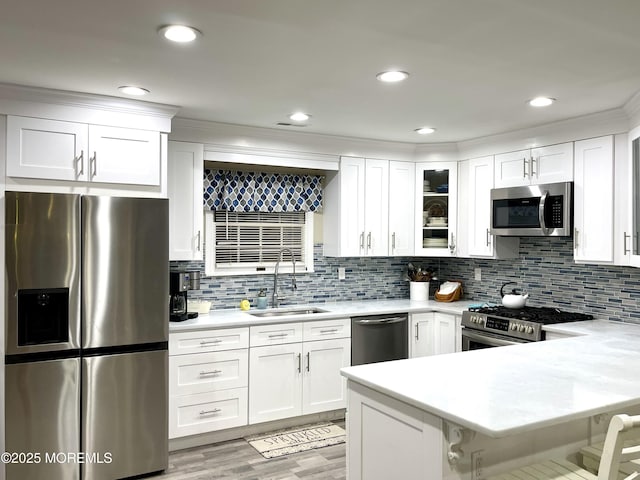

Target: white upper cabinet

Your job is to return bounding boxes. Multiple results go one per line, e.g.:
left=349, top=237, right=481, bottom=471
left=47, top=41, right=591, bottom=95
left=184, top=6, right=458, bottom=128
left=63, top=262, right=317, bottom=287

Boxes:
left=574, top=136, right=614, bottom=263
left=323, top=156, right=389, bottom=256
left=494, top=142, right=573, bottom=187
left=458, top=156, right=519, bottom=259
left=168, top=141, right=204, bottom=261
left=7, top=116, right=87, bottom=181
left=628, top=127, right=640, bottom=268
left=414, top=162, right=458, bottom=257
left=7, top=115, right=161, bottom=186
left=388, top=161, right=415, bottom=256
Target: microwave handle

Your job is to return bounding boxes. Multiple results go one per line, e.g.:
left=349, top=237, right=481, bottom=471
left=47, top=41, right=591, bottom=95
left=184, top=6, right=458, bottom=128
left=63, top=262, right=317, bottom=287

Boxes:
left=538, top=190, right=552, bottom=235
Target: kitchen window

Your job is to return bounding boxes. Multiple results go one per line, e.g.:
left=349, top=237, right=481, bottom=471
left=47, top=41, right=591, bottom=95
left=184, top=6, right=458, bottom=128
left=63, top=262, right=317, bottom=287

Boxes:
left=204, top=210, right=314, bottom=276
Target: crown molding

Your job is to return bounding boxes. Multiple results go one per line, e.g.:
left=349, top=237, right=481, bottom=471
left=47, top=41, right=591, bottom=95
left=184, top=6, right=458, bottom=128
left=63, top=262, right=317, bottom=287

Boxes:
left=624, top=89, right=640, bottom=129
left=171, top=117, right=417, bottom=161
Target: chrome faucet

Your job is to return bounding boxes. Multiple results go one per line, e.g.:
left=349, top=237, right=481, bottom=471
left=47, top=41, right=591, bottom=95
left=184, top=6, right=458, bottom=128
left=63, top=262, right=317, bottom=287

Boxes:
left=272, top=248, right=297, bottom=308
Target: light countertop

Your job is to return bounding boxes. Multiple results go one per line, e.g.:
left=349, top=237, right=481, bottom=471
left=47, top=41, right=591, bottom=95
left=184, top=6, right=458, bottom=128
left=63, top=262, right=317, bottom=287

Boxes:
left=341, top=319, right=640, bottom=438
left=169, top=298, right=477, bottom=332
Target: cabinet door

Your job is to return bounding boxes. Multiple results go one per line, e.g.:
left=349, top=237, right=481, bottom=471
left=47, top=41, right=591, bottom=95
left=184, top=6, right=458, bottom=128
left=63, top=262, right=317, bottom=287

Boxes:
left=574, top=136, right=614, bottom=263
left=494, top=149, right=530, bottom=187
left=433, top=312, right=457, bottom=355
left=409, top=313, right=434, bottom=358
left=531, top=142, right=573, bottom=184
left=389, top=161, right=414, bottom=256
left=302, top=338, right=350, bottom=414
left=7, top=116, right=88, bottom=181
left=467, top=156, right=495, bottom=256
left=415, top=162, right=458, bottom=256
left=364, top=158, right=389, bottom=256
left=249, top=343, right=303, bottom=423
left=88, top=125, right=160, bottom=185
left=168, top=141, right=204, bottom=261
left=340, top=157, right=366, bottom=256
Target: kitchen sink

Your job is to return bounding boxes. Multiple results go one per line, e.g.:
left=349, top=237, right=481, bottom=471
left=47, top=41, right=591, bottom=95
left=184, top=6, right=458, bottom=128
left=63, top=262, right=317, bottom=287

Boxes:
left=248, top=307, right=328, bottom=318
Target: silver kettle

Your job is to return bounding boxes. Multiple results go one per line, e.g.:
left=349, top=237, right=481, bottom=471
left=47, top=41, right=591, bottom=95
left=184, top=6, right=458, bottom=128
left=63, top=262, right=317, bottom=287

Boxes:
left=500, top=282, right=529, bottom=309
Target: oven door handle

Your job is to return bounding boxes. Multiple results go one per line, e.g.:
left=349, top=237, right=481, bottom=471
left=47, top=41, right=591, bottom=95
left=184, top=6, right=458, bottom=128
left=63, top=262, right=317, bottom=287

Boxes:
left=354, top=317, right=406, bottom=325
left=462, top=329, right=523, bottom=347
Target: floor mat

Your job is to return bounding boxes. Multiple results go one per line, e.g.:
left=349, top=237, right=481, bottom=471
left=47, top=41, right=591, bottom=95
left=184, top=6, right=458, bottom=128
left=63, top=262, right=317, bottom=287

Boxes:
left=245, top=422, right=346, bottom=459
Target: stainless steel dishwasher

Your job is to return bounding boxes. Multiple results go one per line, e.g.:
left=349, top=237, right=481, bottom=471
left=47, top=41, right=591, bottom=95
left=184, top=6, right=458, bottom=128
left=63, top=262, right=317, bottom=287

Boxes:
left=351, top=314, right=409, bottom=365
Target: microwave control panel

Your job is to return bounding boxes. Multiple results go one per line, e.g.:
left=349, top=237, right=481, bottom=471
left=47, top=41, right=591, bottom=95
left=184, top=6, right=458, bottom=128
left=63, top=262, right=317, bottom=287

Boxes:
left=546, top=195, right=564, bottom=227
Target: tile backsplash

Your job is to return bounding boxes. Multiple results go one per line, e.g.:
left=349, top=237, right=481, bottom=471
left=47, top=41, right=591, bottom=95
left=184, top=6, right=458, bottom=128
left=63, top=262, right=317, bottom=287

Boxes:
left=172, top=237, right=640, bottom=324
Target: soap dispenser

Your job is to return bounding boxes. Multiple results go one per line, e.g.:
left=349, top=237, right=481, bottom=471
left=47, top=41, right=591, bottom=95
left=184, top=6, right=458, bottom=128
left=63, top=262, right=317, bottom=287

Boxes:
left=257, top=289, right=268, bottom=309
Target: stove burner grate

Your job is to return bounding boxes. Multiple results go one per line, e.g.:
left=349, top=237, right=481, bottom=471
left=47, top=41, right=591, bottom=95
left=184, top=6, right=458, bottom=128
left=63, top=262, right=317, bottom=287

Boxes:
left=468, top=305, right=593, bottom=324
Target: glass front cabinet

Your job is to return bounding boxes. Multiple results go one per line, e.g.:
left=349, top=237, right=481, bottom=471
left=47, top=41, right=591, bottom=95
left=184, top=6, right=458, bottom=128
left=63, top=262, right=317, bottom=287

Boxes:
left=414, top=162, right=458, bottom=256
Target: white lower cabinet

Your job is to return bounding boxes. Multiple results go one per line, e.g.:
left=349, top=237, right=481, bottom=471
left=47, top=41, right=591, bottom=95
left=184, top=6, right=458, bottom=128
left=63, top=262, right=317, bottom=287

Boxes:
left=248, top=319, right=351, bottom=424
left=410, top=312, right=461, bottom=358
left=169, top=328, right=249, bottom=439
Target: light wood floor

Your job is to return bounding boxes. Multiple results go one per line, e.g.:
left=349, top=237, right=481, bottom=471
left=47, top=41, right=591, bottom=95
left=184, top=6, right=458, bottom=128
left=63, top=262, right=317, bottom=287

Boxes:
left=148, top=422, right=346, bottom=480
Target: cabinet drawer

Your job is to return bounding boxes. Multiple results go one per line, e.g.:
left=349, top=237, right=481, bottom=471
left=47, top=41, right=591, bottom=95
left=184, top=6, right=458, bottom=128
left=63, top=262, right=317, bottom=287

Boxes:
left=169, top=328, right=249, bottom=355
left=169, top=349, right=248, bottom=396
left=250, top=323, right=303, bottom=346
left=303, top=318, right=351, bottom=341
left=169, top=387, right=248, bottom=438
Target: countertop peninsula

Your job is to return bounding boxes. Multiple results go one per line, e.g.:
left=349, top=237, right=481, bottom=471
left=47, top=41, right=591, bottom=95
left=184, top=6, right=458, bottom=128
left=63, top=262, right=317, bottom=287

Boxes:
left=341, top=319, right=640, bottom=438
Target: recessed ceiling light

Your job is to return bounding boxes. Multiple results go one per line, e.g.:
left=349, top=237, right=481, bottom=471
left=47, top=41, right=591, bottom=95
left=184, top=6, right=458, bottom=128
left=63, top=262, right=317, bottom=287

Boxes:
left=289, top=112, right=310, bottom=122
left=415, top=127, right=436, bottom=135
left=376, top=71, right=409, bottom=83
left=158, top=25, right=201, bottom=43
left=528, top=96, right=555, bottom=107
left=118, top=86, right=150, bottom=96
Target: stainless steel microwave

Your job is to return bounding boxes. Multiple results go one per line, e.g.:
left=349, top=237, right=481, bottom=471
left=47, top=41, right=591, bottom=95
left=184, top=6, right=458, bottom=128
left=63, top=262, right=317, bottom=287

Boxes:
left=490, top=181, right=573, bottom=236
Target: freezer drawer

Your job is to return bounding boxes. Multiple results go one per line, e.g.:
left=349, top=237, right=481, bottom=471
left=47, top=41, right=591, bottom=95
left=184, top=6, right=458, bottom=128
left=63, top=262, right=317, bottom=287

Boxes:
left=82, top=350, right=168, bottom=480
left=5, top=358, right=80, bottom=480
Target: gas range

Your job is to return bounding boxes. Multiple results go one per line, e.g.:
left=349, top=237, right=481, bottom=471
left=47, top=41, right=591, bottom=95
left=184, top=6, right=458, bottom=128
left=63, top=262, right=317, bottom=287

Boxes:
left=461, top=306, right=594, bottom=342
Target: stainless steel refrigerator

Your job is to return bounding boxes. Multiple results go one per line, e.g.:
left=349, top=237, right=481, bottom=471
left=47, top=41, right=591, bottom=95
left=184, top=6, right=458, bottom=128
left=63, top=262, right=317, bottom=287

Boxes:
left=5, top=192, right=169, bottom=480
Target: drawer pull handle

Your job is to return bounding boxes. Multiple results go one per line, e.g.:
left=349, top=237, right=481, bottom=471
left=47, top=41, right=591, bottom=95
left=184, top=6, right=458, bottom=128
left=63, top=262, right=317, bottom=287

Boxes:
left=199, top=369, right=222, bottom=376
left=199, top=408, right=221, bottom=416
left=319, top=329, right=338, bottom=334
left=200, top=339, right=222, bottom=345
left=268, top=333, right=288, bottom=338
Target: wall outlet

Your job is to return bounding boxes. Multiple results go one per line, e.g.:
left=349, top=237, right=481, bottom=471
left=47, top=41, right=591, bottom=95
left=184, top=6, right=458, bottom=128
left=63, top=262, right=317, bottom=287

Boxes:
left=474, top=268, right=482, bottom=281
left=338, top=267, right=346, bottom=280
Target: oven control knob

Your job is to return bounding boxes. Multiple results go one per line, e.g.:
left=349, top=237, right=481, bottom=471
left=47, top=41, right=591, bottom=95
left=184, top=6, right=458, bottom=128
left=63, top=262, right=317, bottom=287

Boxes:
left=526, top=326, right=534, bottom=334
left=477, top=317, right=484, bottom=326
left=519, top=325, right=526, bottom=332
left=510, top=323, right=518, bottom=331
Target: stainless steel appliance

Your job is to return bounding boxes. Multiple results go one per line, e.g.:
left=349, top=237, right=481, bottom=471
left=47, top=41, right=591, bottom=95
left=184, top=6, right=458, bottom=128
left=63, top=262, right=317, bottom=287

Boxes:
left=490, top=181, right=573, bottom=236
left=170, top=270, right=200, bottom=322
left=461, top=306, right=592, bottom=350
left=5, top=192, right=169, bottom=480
left=351, top=314, right=408, bottom=365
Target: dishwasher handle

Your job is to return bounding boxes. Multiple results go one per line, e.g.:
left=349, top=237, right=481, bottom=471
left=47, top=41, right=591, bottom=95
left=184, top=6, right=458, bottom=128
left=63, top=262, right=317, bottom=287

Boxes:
left=354, top=316, right=407, bottom=325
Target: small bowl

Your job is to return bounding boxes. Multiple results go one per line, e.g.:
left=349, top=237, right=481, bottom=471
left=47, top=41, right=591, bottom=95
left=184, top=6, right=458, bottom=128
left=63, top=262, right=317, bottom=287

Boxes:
left=187, top=300, right=212, bottom=314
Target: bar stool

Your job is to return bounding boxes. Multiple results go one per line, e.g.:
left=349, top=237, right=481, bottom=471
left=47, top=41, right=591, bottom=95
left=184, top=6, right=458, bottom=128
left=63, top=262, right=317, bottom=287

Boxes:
left=487, top=414, right=640, bottom=480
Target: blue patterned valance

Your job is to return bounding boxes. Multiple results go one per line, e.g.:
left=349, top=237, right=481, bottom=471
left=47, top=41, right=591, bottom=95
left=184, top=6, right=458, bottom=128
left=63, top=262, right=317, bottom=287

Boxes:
left=204, top=169, right=323, bottom=212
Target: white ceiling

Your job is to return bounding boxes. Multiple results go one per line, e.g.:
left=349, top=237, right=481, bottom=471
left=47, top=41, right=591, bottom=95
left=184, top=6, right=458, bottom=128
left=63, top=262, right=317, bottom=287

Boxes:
left=2, top=0, right=640, bottom=143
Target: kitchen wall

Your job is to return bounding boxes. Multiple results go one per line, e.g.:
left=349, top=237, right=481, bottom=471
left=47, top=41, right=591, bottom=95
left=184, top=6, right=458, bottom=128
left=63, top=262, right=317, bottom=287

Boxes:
left=438, top=237, right=640, bottom=323
left=173, top=237, right=640, bottom=324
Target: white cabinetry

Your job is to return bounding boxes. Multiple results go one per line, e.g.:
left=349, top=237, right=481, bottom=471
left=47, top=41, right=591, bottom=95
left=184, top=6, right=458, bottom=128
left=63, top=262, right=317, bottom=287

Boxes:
left=248, top=319, right=350, bottom=424
left=494, top=143, right=573, bottom=187
left=388, top=161, right=415, bottom=256
left=347, top=382, right=442, bottom=480
left=323, top=156, right=389, bottom=256
left=415, top=162, right=458, bottom=256
left=574, top=136, right=614, bottom=263
left=628, top=126, right=640, bottom=267
left=7, top=116, right=161, bottom=185
left=458, top=156, right=518, bottom=258
left=409, top=312, right=460, bottom=358
left=169, top=328, right=250, bottom=438
left=168, top=141, right=204, bottom=261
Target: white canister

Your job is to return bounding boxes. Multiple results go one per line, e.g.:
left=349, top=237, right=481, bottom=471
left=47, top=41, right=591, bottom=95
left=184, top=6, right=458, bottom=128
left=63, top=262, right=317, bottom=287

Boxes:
left=409, top=281, right=430, bottom=301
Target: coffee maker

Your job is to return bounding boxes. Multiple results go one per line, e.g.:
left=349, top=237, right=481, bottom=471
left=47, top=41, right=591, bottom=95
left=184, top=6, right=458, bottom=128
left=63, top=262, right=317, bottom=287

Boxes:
left=169, top=271, right=200, bottom=322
